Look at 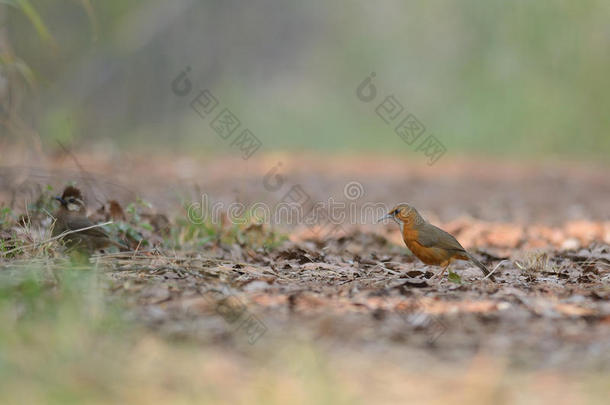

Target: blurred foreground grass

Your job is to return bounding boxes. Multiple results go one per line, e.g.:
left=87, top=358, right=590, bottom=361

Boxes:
left=0, top=261, right=355, bottom=404
left=0, top=260, right=609, bottom=405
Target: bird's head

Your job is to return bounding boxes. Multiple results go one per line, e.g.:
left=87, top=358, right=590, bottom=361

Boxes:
left=55, top=186, right=86, bottom=214
left=378, top=203, right=424, bottom=227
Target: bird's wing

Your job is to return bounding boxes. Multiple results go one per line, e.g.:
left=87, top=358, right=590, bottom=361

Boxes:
left=416, top=223, right=466, bottom=252
left=65, top=216, right=111, bottom=238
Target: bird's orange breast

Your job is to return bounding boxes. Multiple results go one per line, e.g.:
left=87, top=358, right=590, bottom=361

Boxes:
left=402, top=227, right=453, bottom=266
left=404, top=239, right=446, bottom=265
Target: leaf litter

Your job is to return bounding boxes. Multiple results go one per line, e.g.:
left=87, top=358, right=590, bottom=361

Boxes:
left=1, top=156, right=610, bottom=373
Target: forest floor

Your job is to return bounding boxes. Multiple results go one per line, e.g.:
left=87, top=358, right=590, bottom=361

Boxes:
left=1, top=149, right=609, bottom=404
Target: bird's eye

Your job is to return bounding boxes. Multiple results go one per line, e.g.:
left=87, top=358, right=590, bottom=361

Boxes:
left=393, top=209, right=399, bottom=215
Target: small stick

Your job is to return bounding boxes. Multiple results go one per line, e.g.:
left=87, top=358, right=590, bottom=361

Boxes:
left=482, top=259, right=509, bottom=281
left=131, top=239, right=143, bottom=260
left=0, top=221, right=113, bottom=257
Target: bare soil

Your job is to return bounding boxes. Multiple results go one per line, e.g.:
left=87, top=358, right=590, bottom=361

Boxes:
left=2, top=151, right=610, bottom=376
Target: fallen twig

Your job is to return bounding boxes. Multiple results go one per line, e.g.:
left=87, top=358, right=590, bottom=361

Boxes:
left=483, top=259, right=509, bottom=281
left=0, top=221, right=113, bottom=257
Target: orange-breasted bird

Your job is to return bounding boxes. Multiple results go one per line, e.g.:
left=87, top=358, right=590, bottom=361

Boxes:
left=53, top=186, right=126, bottom=251
left=380, top=203, right=494, bottom=281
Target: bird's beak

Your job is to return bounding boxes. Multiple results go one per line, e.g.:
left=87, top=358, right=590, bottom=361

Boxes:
left=55, top=196, right=66, bottom=205
left=377, top=213, right=393, bottom=223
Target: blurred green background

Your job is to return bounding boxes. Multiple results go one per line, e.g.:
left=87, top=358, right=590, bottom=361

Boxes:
left=2, top=0, right=609, bottom=160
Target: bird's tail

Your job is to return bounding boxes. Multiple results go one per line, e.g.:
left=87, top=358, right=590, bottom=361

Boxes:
left=465, top=251, right=495, bottom=281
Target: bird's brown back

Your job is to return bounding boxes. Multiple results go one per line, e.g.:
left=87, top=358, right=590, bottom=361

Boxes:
left=401, top=213, right=469, bottom=265
left=53, top=205, right=117, bottom=250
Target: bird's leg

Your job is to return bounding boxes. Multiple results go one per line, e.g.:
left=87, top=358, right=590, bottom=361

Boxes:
left=432, top=263, right=450, bottom=281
